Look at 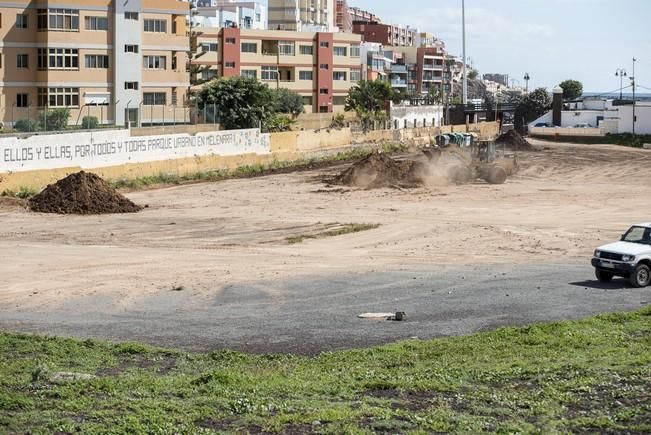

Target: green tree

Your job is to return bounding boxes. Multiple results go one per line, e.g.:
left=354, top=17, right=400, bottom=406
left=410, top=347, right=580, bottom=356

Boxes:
left=272, top=88, right=305, bottom=117
left=38, top=108, right=70, bottom=131
left=559, top=79, right=583, bottom=100
left=467, top=69, right=479, bottom=80
left=344, top=80, right=396, bottom=131
left=196, top=76, right=276, bottom=130
left=514, top=87, right=552, bottom=131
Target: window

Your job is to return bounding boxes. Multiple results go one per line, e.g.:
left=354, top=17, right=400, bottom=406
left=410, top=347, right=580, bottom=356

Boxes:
left=16, top=14, right=28, bottom=29
left=201, top=43, right=218, bottom=52
left=299, top=45, right=313, bottom=55
left=350, top=44, right=360, bottom=57
left=171, top=53, right=177, bottom=70
left=16, top=54, right=28, bottom=69
left=124, top=45, right=139, bottom=53
left=241, top=69, right=257, bottom=79
left=333, top=46, right=347, bottom=56
left=37, top=87, right=79, bottom=107
left=17, top=94, right=28, bottom=107
left=333, top=71, right=346, bottom=81
left=144, top=19, right=166, bottom=33
left=38, top=8, right=79, bottom=31
left=225, top=37, right=236, bottom=44
left=225, top=61, right=235, bottom=68
left=124, top=12, right=139, bottom=20
left=202, top=69, right=217, bottom=80
left=143, top=55, right=166, bottom=70
left=85, top=16, right=108, bottom=30
left=241, top=42, right=257, bottom=53
left=319, top=88, right=329, bottom=94
left=85, top=54, right=109, bottom=68
left=143, top=92, right=166, bottom=105
left=171, top=88, right=178, bottom=106
left=319, top=63, right=328, bottom=70
left=301, top=96, right=313, bottom=106
left=38, top=48, right=78, bottom=70
left=298, top=70, right=313, bottom=80
left=350, top=69, right=361, bottom=82
left=124, top=82, right=139, bottom=90
left=333, top=96, right=346, bottom=105
left=278, top=41, right=294, bottom=56
left=319, top=41, right=329, bottom=48
left=261, top=65, right=278, bottom=81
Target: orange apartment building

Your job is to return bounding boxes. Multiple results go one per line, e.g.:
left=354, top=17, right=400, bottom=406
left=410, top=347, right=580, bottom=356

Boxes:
left=0, top=0, right=189, bottom=127
left=194, top=27, right=362, bottom=113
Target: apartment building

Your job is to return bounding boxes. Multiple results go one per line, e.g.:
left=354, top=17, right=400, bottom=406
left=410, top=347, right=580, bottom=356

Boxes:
left=194, top=0, right=266, bottom=30
left=193, top=27, right=362, bottom=112
left=0, top=0, right=189, bottom=127
left=348, top=7, right=380, bottom=24
left=335, top=0, right=352, bottom=33
left=352, top=21, right=416, bottom=47
left=267, top=0, right=336, bottom=32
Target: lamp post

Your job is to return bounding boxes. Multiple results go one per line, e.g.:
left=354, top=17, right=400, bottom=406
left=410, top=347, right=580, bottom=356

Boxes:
left=523, top=72, right=530, bottom=93
left=631, top=57, right=636, bottom=135
left=615, top=68, right=627, bottom=100
left=461, top=0, right=467, bottom=105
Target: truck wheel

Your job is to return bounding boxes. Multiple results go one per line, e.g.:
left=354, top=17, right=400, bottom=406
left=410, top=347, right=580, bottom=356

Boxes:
left=595, top=269, right=613, bottom=283
left=485, top=166, right=507, bottom=184
left=629, top=264, right=651, bottom=288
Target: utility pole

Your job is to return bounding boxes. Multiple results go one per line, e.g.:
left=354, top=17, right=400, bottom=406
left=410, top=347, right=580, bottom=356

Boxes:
left=523, top=72, right=530, bottom=93
left=631, top=57, right=636, bottom=135
left=461, top=0, right=467, bottom=105
left=615, top=68, right=627, bottom=100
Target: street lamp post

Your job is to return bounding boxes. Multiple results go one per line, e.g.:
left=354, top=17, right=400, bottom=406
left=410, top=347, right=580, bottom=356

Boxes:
left=631, top=57, right=636, bottom=135
left=461, top=0, right=467, bottom=105
left=615, top=68, right=627, bottom=100
left=523, top=73, right=530, bottom=93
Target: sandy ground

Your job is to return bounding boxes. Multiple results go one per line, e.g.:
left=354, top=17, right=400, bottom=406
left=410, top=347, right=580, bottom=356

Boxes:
left=0, top=140, right=650, bottom=351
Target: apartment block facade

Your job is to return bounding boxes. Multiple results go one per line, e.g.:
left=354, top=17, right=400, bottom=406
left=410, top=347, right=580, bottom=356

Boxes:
left=194, top=0, right=266, bottom=30
left=0, top=0, right=189, bottom=127
left=194, top=27, right=362, bottom=112
left=335, top=0, right=352, bottom=33
left=267, top=0, right=335, bottom=32
left=352, top=21, right=416, bottom=47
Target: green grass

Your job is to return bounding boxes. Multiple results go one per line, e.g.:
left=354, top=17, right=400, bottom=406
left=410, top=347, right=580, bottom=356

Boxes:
left=286, top=223, right=381, bottom=244
left=1, top=186, right=38, bottom=199
left=1, top=308, right=650, bottom=433
left=109, top=143, right=408, bottom=191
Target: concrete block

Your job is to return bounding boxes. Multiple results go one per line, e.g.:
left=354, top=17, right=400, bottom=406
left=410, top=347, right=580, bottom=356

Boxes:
left=643, top=143, right=651, bottom=150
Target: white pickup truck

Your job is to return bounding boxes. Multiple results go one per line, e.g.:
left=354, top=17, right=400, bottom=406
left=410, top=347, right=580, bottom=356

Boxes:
left=592, top=223, right=651, bottom=288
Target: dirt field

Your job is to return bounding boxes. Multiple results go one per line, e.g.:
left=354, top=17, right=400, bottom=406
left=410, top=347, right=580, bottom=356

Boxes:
left=1, top=140, right=650, bottom=351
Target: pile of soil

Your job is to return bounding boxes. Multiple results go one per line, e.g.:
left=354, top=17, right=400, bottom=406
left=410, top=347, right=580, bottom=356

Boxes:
left=333, top=153, right=413, bottom=189
left=29, top=171, right=142, bottom=215
left=496, top=130, right=536, bottom=151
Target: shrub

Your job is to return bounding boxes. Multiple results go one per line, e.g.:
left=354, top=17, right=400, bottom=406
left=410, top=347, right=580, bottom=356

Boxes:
left=81, top=116, right=99, bottom=130
left=14, top=119, right=40, bottom=132
left=39, top=108, right=71, bottom=131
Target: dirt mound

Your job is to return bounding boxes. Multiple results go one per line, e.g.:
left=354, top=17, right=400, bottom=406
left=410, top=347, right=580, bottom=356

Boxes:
left=29, top=171, right=142, bottom=215
left=333, top=153, right=413, bottom=189
left=496, top=130, right=536, bottom=151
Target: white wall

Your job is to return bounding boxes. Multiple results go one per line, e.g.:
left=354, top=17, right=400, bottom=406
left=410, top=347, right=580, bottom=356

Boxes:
left=391, top=104, right=444, bottom=129
left=560, top=110, right=603, bottom=127
left=0, top=128, right=270, bottom=173
left=618, top=104, right=651, bottom=135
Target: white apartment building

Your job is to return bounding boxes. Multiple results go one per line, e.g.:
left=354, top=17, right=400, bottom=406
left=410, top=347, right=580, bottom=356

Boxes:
left=267, top=0, right=336, bottom=32
left=194, top=0, right=266, bottom=30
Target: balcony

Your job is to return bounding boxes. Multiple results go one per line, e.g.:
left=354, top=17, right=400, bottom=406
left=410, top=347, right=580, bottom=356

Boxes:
left=391, top=64, right=407, bottom=73
left=391, top=79, right=407, bottom=87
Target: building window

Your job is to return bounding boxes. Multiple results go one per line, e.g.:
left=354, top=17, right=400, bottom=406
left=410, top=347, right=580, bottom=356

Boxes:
left=124, top=45, right=139, bottom=53
left=261, top=65, right=278, bottom=81
left=299, top=45, right=313, bottom=55
left=38, top=87, right=80, bottom=107
left=241, top=69, right=257, bottom=79
left=225, top=37, right=236, bottom=44
left=16, top=54, right=28, bottom=69
left=225, top=61, right=235, bottom=68
left=333, top=96, right=346, bottom=105
left=85, top=16, right=108, bottom=30
left=319, top=41, right=329, bottom=48
left=319, top=63, right=328, bottom=70
left=38, top=48, right=78, bottom=70
left=17, top=93, right=28, bottom=107
left=350, top=69, right=361, bottom=82
left=37, top=8, right=79, bottom=31
left=85, top=54, right=109, bottom=68
left=333, top=71, right=347, bottom=81
left=201, top=43, right=218, bottom=52
left=171, top=88, right=178, bottom=106
left=241, top=42, right=257, bottom=53
left=144, top=19, right=166, bottom=32
left=143, top=55, right=166, bottom=70
left=301, top=96, right=313, bottom=106
left=16, top=14, right=28, bottom=29
left=124, top=12, right=139, bottom=20
left=350, top=44, right=360, bottom=57
left=298, top=70, right=313, bottom=80
left=143, top=92, right=166, bottom=105
left=202, top=69, right=217, bottom=80
left=319, top=88, right=329, bottom=94
left=333, top=46, right=347, bottom=56
left=124, top=82, right=139, bottom=90
left=278, top=41, right=294, bottom=56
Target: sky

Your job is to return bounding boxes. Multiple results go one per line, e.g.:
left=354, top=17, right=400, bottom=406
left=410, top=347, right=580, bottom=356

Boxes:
left=349, top=0, right=651, bottom=93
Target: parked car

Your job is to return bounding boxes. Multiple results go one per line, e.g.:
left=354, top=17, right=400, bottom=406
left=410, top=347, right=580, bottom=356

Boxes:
left=572, top=123, right=593, bottom=128
left=534, top=122, right=551, bottom=127
left=592, top=223, right=651, bottom=287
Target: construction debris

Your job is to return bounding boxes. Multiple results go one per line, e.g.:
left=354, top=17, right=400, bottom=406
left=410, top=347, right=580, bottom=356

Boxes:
left=358, top=312, right=406, bottom=321
left=496, top=130, right=536, bottom=151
